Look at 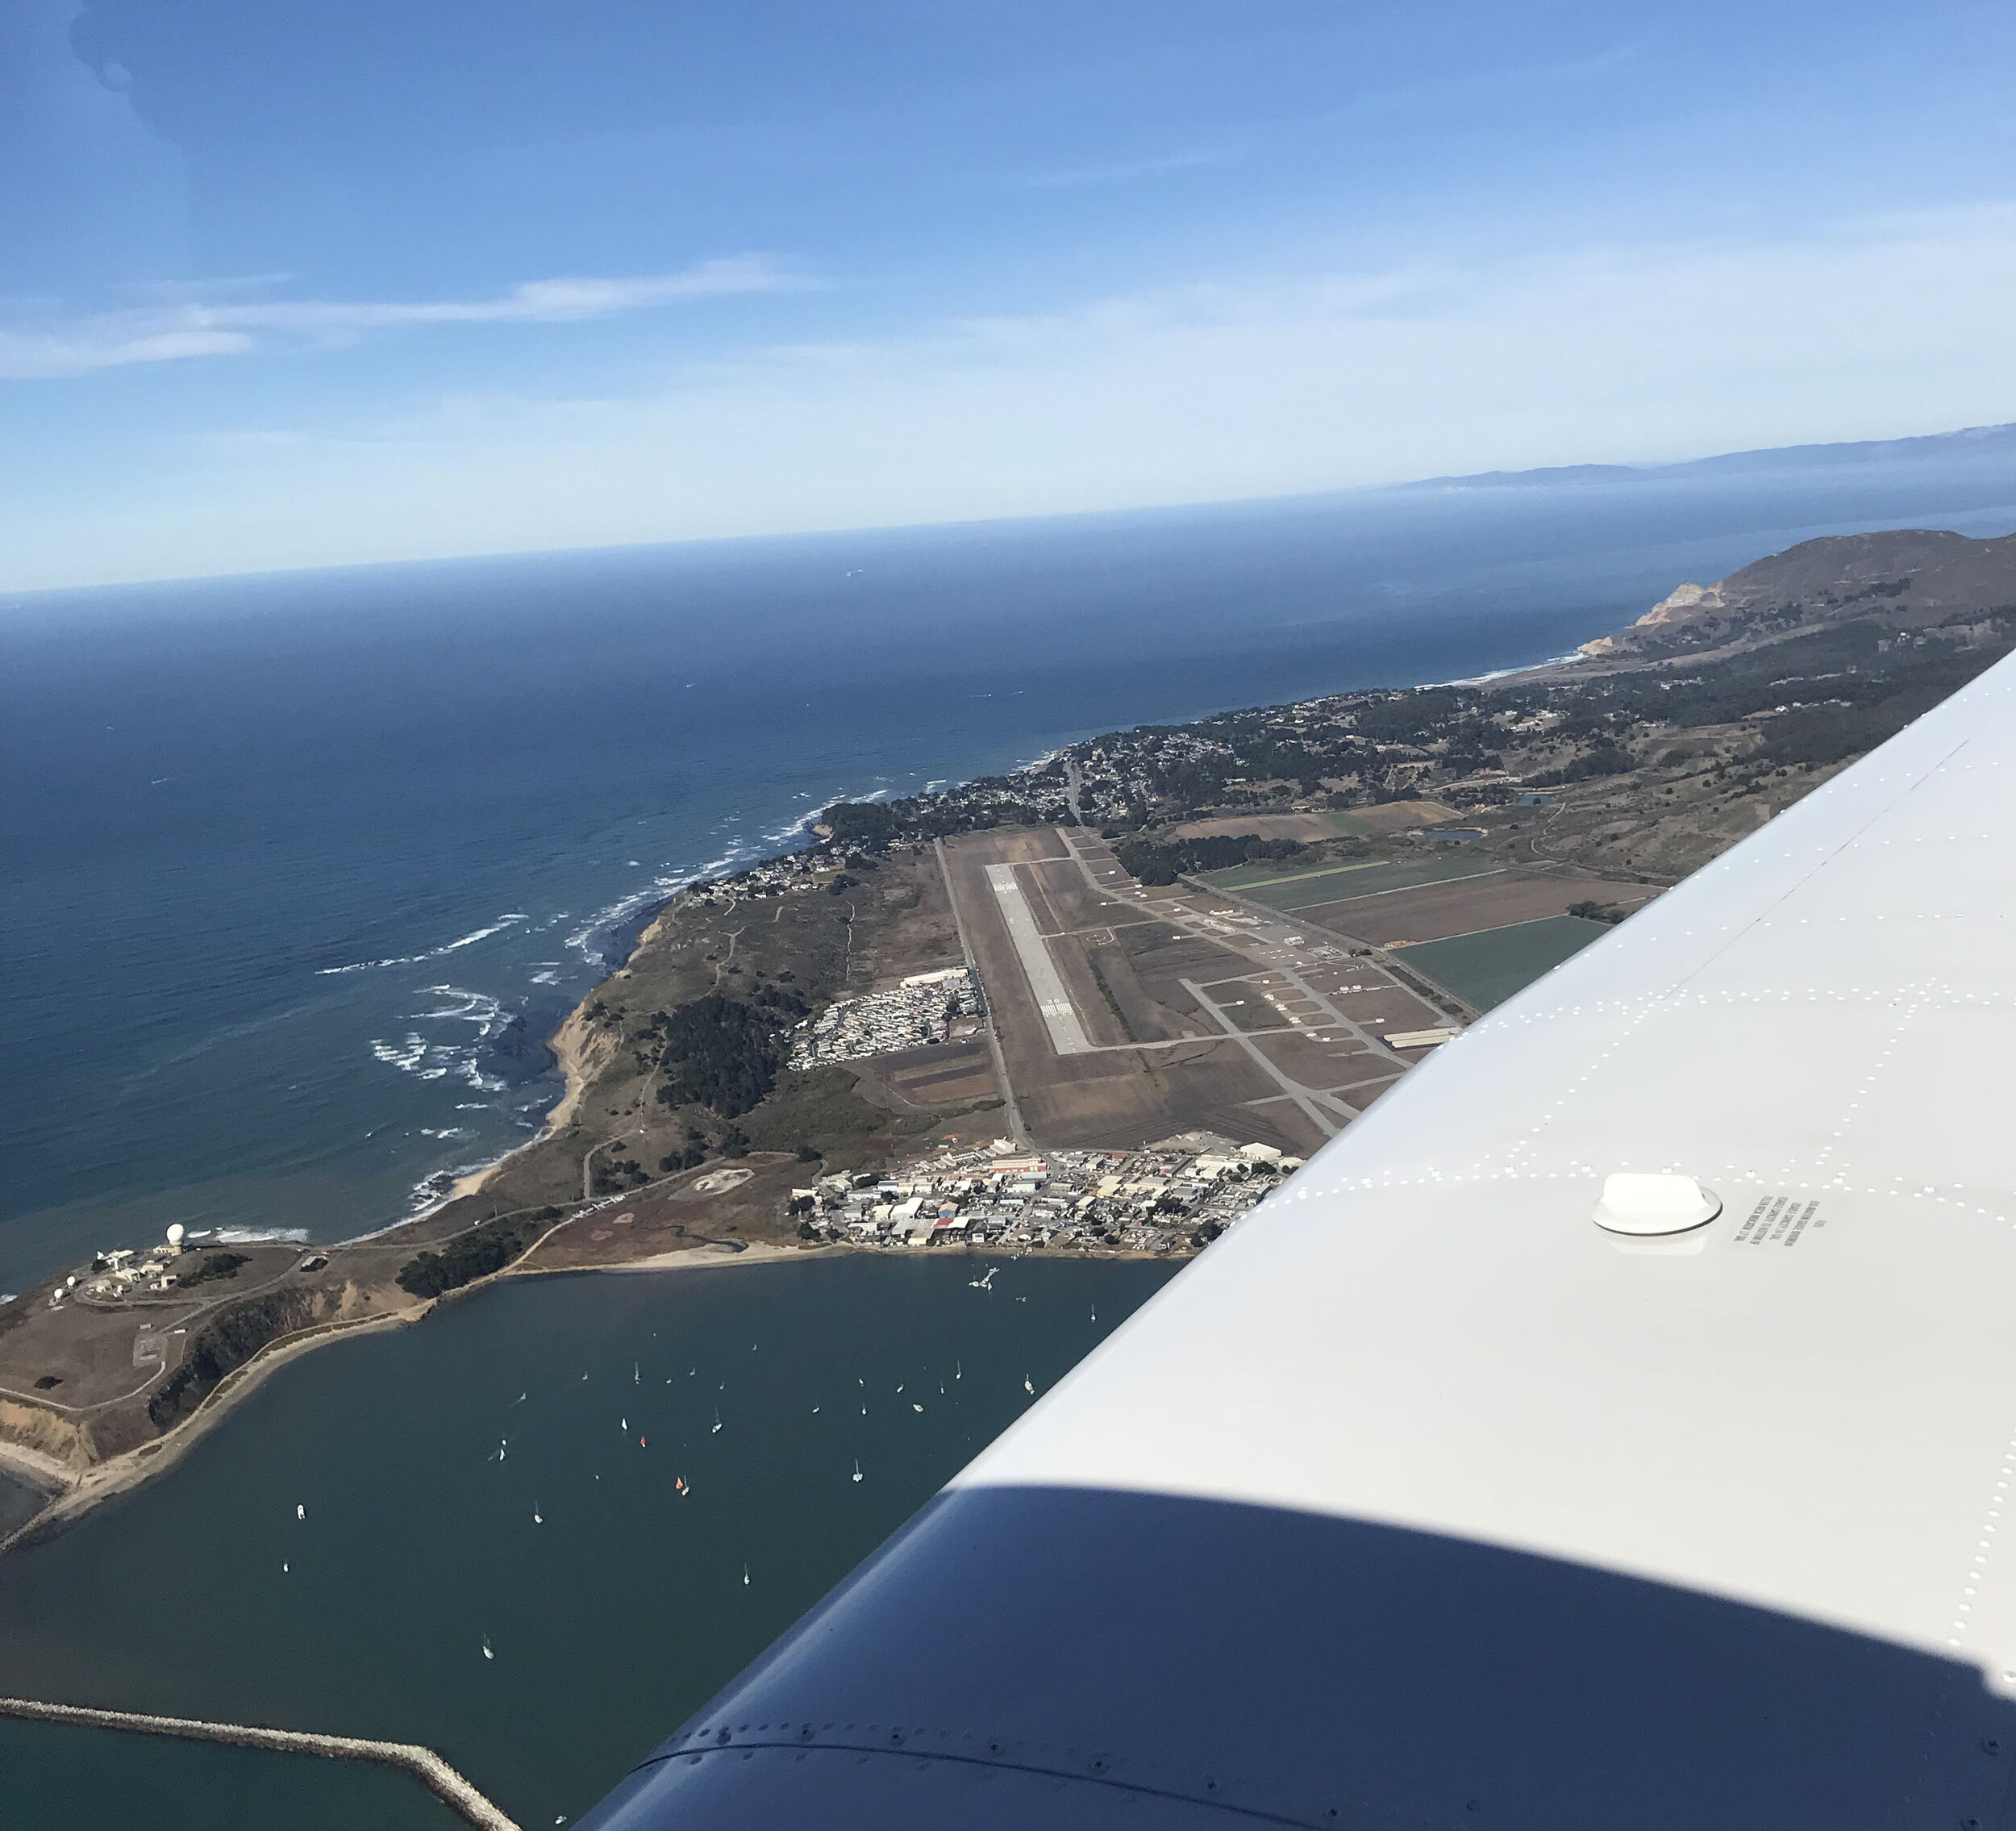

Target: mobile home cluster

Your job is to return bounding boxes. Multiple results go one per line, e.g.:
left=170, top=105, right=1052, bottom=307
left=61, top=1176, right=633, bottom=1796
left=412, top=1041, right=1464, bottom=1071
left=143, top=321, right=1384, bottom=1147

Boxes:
left=787, top=966, right=986, bottom=1069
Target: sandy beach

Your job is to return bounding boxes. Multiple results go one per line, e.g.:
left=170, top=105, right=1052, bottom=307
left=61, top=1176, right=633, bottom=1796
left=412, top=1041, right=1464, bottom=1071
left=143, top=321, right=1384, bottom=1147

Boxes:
left=444, top=998, right=618, bottom=1206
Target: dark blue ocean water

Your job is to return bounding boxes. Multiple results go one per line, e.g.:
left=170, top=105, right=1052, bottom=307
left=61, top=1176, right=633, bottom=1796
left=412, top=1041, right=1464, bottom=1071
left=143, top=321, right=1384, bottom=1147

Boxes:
left=4, top=462, right=2014, bottom=1291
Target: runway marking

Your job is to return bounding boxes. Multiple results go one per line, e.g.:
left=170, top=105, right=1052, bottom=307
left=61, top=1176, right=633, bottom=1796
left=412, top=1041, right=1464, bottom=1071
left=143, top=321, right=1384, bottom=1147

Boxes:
left=986, top=863, right=1094, bottom=1056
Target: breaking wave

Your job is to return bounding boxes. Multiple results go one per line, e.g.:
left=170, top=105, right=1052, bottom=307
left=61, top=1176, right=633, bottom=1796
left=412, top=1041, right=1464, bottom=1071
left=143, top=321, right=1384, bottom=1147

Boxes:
left=368, top=985, right=514, bottom=1092
left=318, top=913, right=528, bottom=976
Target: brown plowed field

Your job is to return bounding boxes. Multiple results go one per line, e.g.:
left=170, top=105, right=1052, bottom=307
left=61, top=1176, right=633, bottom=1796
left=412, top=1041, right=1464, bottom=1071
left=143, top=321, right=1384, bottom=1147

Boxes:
left=1295, top=871, right=1658, bottom=945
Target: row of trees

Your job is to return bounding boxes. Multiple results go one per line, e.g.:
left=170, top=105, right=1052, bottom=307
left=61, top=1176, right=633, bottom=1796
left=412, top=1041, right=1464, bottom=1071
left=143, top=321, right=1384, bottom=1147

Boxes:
left=1111, top=832, right=1308, bottom=886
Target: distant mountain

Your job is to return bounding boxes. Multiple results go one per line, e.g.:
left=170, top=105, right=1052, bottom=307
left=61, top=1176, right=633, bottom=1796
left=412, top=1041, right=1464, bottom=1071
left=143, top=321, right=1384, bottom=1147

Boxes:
left=1581, top=528, right=2016, bottom=660
left=1401, top=423, right=2016, bottom=491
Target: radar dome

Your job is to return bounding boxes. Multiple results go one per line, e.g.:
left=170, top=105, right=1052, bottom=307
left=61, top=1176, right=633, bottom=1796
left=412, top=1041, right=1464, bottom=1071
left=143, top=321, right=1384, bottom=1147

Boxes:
left=166, top=1224, right=185, bottom=1246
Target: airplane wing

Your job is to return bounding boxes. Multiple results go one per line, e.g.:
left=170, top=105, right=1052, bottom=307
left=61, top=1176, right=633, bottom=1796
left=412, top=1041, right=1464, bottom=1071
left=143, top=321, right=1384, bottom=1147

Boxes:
left=577, top=653, right=2016, bottom=1829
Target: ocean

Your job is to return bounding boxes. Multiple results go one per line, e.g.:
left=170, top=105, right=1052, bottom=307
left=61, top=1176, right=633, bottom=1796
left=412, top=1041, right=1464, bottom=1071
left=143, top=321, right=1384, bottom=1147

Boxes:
left=6, top=455, right=2014, bottom=1296
left=2, top=454, right=2014, bottom=1825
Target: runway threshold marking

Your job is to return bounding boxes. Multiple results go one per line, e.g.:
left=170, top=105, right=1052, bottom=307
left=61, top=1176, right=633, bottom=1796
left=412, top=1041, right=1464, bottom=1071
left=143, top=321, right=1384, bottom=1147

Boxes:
left=985, top=863, right=1095, bottom=1056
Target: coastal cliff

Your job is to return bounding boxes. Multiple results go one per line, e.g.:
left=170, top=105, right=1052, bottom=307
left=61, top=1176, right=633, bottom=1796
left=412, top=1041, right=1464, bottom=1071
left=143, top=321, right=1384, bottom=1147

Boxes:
left=1581, top=529, right=2016, bottom=659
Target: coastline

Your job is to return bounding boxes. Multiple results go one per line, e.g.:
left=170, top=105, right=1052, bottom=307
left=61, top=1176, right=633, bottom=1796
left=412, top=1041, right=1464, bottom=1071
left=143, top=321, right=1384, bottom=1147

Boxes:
left=441, top=1003, right=606, bottom=1204
left=438, top=895, right=683, bottom=1210
left=0, top=1220, right=1178, bottom=1557
left=0, top=1238, right=856, bottom=1558
left=6, top=547, right=1900, bottom=1557
left=0, top=632, right=1591, bottom=1554
left=0, top=875, right=769, bottom=1557
left=0, top=1306, right=417, bottom=1558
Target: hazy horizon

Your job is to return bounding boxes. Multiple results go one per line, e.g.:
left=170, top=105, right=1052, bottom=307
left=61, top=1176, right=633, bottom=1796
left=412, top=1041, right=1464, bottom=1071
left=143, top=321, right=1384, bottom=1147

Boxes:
left=6, top=0, right=2014, bottom=590
left=7, top=416, right=2013, bottom=601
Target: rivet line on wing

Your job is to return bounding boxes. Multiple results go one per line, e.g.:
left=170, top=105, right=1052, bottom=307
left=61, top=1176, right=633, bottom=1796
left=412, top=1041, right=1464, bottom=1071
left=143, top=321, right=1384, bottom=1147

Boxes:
left=1947, top=1434, right=2016, bottom=1654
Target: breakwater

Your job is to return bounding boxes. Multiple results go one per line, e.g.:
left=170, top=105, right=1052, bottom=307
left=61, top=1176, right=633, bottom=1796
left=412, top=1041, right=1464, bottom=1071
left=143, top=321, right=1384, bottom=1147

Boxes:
left=0, top=1696, right=519, bottom=1831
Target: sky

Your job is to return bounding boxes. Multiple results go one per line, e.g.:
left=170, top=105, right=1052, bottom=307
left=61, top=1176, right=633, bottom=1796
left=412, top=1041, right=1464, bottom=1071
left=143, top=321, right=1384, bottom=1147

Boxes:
left=3, top=0, right=2013, bottom=590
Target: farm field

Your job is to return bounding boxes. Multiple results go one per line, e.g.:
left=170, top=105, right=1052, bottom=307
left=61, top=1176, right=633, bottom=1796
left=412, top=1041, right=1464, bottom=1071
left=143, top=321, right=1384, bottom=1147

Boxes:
left=1396, top=914, right=1618, bottom=1011
left=1198, top=854, right=1498, bottom=907
left=1299, top=873, right=1656, bottom=946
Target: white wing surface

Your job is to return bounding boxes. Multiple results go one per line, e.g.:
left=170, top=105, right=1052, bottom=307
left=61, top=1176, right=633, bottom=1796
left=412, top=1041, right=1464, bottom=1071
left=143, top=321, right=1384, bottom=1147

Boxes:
left=962, top=646, right=2016, bottom=1693
left=581, top=652, right=2016, bottom=1829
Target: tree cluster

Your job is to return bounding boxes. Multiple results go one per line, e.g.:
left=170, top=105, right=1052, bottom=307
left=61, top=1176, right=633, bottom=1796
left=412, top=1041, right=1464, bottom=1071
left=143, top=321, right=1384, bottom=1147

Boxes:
left=174, top=1251, right=249, bottom=1287
left=395, top=1207, right=562, bottom=1300
left=654, top=994, right=781, bottom=1117
left=1114, top=832, right=1306, bottom=886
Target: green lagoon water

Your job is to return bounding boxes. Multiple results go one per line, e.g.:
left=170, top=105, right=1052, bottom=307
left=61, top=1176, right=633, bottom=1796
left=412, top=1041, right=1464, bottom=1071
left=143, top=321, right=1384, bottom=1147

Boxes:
left=0, top=1254, right=1177, bottom=1829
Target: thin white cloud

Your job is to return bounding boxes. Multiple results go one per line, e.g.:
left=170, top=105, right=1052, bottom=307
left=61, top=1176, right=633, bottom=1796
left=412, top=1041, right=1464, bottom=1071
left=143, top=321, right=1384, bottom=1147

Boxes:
left=6, top=203, right=2014, bottom=588
left=1018, top=148, right=1231, bottom=190
left=0, top=257, right=798, bottom=379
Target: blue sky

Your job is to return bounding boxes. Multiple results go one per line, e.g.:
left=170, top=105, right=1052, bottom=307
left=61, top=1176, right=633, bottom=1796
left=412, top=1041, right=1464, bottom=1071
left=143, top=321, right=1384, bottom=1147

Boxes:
left=4, top=0, right=2013, bottom=587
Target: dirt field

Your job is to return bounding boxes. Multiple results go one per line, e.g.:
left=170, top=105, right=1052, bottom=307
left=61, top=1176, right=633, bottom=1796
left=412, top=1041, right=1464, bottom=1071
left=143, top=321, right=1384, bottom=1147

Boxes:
left=1350, top=799, right=1467, bottom=834
left=515, top=1153, right=809, bottom=1272
left=1166, top=810, right=1365, bottom=842
left=848, top=1040, right=1002, bottom=1116
left=1297, top=871, right=1658, bottom=946
left=1202, top=855, right=1493, bottom=908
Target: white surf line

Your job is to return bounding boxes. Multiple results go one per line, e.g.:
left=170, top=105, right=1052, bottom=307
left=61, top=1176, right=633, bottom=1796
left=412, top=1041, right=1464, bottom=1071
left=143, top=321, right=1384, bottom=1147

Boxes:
left=985, top=863, right=1093, bottom=1056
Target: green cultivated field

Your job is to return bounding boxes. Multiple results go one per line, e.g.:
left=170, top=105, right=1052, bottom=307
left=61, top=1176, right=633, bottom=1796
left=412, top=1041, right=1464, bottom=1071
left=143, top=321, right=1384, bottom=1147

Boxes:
left=1397, top=914, right=1615, bottom=1011
left=1199, top=855, right=1501, bottom=910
